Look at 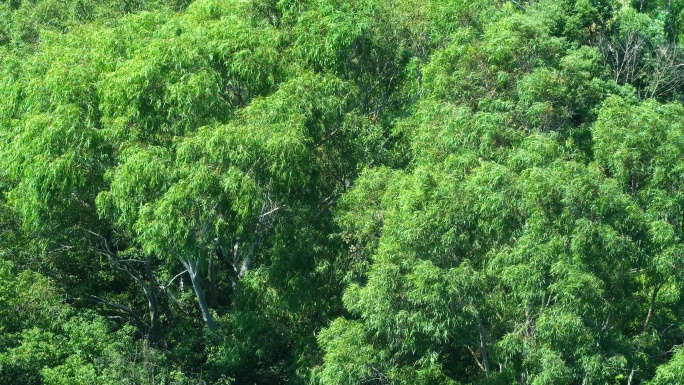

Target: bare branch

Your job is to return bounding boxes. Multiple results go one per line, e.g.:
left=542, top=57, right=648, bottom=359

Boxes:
left=259, top=206, right=280, bottom=219
left=86, top=295, right=149, bottom=331
left=466, top=345, right=487, bottom=374
left=161, top=269, right=188, bottom=291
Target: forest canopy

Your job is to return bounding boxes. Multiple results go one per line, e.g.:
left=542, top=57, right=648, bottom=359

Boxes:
left=1, top=0, right=684, bottom=383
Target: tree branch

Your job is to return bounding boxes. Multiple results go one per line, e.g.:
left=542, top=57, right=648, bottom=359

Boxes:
left=86, top=295, right=149, bottom=331
left=238, top=238, right=259, bottom=279
left=644, top=284, right=660, bottom=329
left=161, top=269, right=188, bottom=291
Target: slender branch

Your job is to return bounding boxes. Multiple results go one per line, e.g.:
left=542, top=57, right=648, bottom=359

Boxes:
left=85, top=229, right=162, bottom=338
left=507, top=0, right=527, bottom=10
left=161, top=270, right=188, bottom=291
left=259, top=206, right=280, bottom=219
left=644, top=284, right=660, bottom=329
left=166, top=289, right=191, bottom=316
left=475, top=311, right=491, bottom=377
left=544, top=288, right=554, bottom=309
left=367, top=135, right=393, bottom=168
left=105, top=315, right=128, bottom=323
left=86, top=295, right=149, bottom=330
left=466, top=345, right=487, bottom=373
left=118, top=259, right=146, bottom=263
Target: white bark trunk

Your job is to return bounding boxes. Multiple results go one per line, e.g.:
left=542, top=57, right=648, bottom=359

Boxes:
left=181, top=258, right=217, bottom=332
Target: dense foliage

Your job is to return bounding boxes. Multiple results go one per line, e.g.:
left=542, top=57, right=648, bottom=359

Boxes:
left=1, top=0, right=684, bottom=383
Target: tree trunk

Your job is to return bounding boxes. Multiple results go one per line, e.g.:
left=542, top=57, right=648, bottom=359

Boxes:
left=238, top=238, right=259, bottom=279
left=91, top=233, right=162, bottom=339
left=144, top=256, right=160, bottom=339
left=475, top=311, right=491, bottom=377
left=181, top=258, right=217, bottom=332
left=207, top=248, right=219, bottom=308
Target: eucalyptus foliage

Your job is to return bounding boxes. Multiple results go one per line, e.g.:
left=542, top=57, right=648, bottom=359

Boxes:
left=1, top=0, right=684, bottom=383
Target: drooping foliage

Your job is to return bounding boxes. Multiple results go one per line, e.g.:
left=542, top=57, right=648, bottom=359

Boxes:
left=1, top=0, right=684, bottom=383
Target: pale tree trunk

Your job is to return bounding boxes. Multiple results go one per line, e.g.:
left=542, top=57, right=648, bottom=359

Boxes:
left=181, top=258, right=217, bottom=332
left=144, top=256, right=160, bottom=339
left=238, top=238, right=259, bottom=279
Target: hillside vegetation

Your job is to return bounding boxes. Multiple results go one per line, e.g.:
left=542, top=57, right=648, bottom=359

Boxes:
left=1, top=0, right=684, bottom=383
